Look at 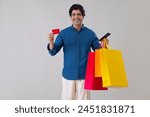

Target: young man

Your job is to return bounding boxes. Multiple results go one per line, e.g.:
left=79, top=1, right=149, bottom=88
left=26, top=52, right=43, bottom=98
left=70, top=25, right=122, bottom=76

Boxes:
left=47, top=4, right=100, bottom=100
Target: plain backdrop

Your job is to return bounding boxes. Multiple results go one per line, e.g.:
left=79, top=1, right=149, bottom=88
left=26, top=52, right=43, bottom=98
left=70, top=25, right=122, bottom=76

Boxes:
left=0, top=0, right=150, bottom=100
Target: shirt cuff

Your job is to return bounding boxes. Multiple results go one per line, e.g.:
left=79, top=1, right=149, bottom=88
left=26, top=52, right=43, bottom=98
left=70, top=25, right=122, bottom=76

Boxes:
left=47, top=43, right=50, bottom=50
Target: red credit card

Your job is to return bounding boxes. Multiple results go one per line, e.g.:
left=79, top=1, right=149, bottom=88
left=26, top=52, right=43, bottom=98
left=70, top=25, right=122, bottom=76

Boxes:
left=52, top=29, right=60, bottom=34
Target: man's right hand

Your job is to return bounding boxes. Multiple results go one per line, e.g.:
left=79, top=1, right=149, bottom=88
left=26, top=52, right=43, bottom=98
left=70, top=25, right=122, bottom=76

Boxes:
left=48, top=33, right=55, bottom=50
left=48, top=33, right=54, bottom=43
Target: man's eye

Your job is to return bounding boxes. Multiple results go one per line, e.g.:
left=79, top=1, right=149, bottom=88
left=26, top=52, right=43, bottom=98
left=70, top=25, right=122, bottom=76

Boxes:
left=72, top=13, right=82, bottom=16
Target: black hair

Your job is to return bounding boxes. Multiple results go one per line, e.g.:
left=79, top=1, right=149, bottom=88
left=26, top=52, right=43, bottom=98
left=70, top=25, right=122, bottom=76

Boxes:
left=69, top=4, right=85, bottom=17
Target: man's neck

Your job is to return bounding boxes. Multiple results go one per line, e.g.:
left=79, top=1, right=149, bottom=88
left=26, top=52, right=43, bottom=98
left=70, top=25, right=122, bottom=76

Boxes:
left=73, top=24, right=82, bottom=31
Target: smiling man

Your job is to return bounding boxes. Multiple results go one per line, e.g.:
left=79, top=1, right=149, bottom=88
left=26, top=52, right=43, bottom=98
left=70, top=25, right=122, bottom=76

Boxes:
left=47, top=4, right=100, bottom=100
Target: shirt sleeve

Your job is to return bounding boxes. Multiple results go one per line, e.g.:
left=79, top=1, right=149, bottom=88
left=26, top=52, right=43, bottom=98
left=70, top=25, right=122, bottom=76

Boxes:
left=91, top=33, right=101, bottom=51
left=47, top=33, right=64, bottom=56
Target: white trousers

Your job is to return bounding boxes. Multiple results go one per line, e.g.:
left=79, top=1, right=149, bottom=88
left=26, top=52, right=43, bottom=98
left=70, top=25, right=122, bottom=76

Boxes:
left=61, top=77, right=90, bottom=100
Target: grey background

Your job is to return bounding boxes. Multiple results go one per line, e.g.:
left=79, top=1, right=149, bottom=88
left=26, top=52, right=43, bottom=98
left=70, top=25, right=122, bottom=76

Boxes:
left=0, top=0, right=150, bottom=100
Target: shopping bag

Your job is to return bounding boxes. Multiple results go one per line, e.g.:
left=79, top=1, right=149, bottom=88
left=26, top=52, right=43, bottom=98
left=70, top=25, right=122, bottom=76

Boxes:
left=95, top=38, right=110, bottom=77
left=84, top=52, right=108, bottom=90
left=99, top=49, right=128, bottom=87
left=95, top=49, right=102, bottom=77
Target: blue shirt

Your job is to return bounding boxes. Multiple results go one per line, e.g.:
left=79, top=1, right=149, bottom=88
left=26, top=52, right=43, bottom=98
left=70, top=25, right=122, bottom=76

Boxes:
left=47, top=25, right=100, bottom=80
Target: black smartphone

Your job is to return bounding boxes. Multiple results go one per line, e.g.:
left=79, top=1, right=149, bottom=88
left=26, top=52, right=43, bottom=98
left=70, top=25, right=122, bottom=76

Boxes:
left=99, top=33, right=111, bottom=41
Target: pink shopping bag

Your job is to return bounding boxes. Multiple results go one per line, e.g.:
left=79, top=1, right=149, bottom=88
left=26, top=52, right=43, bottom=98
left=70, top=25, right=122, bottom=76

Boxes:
left=84, top=52, right=108, bottom=90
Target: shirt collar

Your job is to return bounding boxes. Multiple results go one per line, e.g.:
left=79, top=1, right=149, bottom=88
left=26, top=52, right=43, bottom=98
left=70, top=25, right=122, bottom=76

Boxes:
left=71, top=24, right=85, bottom=31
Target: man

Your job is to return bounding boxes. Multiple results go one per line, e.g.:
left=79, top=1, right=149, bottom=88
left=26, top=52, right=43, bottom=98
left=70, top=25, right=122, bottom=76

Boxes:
left=47, top=4, right=100, bottom=100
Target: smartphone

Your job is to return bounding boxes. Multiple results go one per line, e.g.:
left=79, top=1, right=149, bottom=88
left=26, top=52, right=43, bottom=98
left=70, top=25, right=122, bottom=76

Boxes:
left=99, top=33, right=111, bottom=41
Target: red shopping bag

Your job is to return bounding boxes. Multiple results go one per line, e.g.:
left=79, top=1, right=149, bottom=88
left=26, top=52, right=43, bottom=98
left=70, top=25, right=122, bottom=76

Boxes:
left=84, top=52, right=108, bottom=90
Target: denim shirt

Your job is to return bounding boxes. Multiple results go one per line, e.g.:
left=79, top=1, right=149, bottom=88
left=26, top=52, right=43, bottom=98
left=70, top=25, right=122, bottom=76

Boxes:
left=47, top=25, right=100, bottom=80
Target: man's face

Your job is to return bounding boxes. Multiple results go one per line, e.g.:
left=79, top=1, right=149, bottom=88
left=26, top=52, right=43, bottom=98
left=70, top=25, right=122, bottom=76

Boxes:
left=70, top=10, right=84, bottom=26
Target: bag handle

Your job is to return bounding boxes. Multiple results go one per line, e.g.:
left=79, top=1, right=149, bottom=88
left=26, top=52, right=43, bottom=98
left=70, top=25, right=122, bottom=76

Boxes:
left=99, top=33, right=111, bottom=49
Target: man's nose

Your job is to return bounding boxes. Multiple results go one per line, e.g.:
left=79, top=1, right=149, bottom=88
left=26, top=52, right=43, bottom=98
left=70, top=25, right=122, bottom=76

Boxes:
left=74, top=15, right=79, bottom=18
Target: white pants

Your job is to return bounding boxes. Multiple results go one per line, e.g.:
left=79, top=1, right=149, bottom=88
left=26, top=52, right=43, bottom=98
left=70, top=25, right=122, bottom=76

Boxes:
left=61, top=77, right=90, bottom=100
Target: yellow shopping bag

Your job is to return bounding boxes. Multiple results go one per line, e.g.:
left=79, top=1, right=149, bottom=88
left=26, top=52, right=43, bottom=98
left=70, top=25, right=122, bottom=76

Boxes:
left=99, top=49, right=128, bottom=87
